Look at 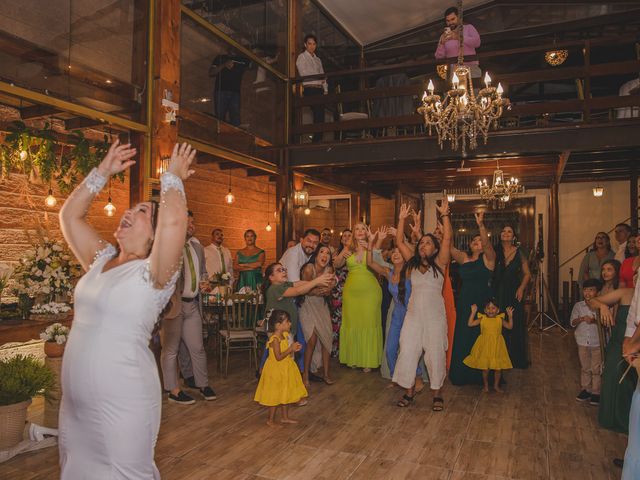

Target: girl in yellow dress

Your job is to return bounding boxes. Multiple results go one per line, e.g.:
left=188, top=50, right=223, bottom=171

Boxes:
left=254, top=309, right=308, bottom=425
left=463, top=299, right=514, bottom=393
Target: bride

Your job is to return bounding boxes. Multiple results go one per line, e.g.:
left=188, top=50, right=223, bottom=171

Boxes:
left=58, top=141, right=196, bottom=479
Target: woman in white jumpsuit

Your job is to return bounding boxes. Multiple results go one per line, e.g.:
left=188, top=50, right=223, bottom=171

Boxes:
left=392, top=199, right=452, bottom=411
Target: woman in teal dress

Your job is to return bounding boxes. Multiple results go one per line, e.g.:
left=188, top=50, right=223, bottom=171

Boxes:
left=337, top=223, right=383, bottom=371
left=234, top=229, right=265, bottom=291
left=588, top=288, right=637, bottom=433
left=493, top=225, right=532, bottom=369
left=449, top=212, right=496, bottom=385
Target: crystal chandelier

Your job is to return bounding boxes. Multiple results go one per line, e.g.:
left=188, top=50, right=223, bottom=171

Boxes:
left=477, top=161, right=524, bottom=209
left=418, top=0, right=509, bottom=156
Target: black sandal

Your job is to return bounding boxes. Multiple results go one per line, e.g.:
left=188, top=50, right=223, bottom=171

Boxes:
left=432, top=397, right=444, bottom=412
left=397, top=394, right=415, bottom=407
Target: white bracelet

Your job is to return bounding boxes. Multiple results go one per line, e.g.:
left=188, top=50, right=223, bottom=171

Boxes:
left=82, top=168, right=108, bottom=194
left=160, top=172, right=185, bottom=199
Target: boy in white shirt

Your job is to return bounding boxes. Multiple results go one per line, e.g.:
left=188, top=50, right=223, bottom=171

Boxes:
left=570, top=278, right=603, bottom=406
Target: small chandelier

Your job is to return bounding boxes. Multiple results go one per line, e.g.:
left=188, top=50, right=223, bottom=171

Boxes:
left=545, top=49, right=568, bottom=67
left=419, top=1, right=509, bottom=156
left=477, top=161, right=524, bottom=209
left=592, top=186, right=604, bottom=198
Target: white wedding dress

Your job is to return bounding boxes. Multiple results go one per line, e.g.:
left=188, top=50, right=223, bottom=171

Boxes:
left=59, top=244, right=177, bottom=479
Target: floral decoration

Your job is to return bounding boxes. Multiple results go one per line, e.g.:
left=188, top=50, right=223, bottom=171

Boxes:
left=39, top=322, right=70, bottom=344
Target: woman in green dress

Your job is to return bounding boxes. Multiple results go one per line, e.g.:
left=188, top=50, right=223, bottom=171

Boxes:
left=234, top=229, right=265, bottom=292
left=588, top=287, right=637, bottom=433
left=449, top=212, right=496, bottom=385
left=493, top=225, right=532, bottom=369
left=336, top=223, right=383, bottom=371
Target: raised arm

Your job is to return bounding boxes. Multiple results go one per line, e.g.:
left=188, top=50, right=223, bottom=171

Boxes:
left=475, top=211, right=496, bottom=266
left=467, top=304, right=480, bottom=327
left=435, top=197, right=452, bottom=269
left=465, top=24, right=481, bottom=49
left=450, top=245, right=466, bottom=265
left=515, top=251, right=532, bottom=302
left=148, top=143, right=195, bottom=288
left=60, top=140, right=137, bottom=271
left=396, top=204, right=414, bottom=261
left=503, top=306, right=514, bottom=330
left=367, top=230, right=391, bottom=277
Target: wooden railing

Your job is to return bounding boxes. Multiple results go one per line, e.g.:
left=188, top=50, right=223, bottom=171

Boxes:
left=291, top=36, right=640, bottom=141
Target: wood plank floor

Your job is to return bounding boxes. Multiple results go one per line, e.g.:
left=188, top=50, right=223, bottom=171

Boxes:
left=0, top=329, right=627, bottom=479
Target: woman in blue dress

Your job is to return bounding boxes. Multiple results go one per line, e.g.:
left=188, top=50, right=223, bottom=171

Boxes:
left=366, top=227, right=425, bottom=390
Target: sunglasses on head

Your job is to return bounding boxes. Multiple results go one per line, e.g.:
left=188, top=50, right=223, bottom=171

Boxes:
left=275, top=267, right=287, bottom=273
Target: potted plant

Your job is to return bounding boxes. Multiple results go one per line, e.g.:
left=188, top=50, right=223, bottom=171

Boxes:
left=0, top=355, right=54, bottom=448
left=40, top=322, right=70, bottom=358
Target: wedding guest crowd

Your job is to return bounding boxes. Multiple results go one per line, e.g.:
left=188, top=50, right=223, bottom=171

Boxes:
left=56, top=138, right=640, bottom=474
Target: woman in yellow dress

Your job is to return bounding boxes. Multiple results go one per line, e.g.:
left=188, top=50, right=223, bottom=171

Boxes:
left=463, top=300, right=514, bottom=393
left=254, top=310, right=308, bottom=425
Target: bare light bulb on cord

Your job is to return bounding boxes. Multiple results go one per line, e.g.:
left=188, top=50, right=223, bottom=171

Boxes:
left=104, top=196, right=116, bottom=217
left=225, top=189, right=235, bottom=204
left=44, top=187, right=57, bottom=207
left=265, top=222, right=272, bottom=232
left=304, top=207, right=311, bottom=215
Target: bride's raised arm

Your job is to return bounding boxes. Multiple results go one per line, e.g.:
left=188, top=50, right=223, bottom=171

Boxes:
left=148, top=143, right=195, bottom=288
left=60, top=140, right=137, bottom=271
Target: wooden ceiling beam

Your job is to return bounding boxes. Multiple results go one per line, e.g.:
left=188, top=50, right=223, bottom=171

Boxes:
left=289, top=121, right=640, bottom=168
left=20, top=105, right=61, bottom=120
left=64, top=117, right=106, bottom=131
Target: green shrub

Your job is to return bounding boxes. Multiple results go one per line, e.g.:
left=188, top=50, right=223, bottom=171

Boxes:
left=0, top=355, right=55, bottom=406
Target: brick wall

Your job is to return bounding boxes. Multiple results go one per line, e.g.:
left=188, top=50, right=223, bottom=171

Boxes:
left=0, top=172, right=130, bottom=286
left=186, top=163, right=277, bottom=269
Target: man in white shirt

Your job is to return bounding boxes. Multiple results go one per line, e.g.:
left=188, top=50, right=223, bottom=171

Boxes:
left=161, top=211, right=216, bottom=405
left=279, top=228, right=321, bottom=281
left=204, top=228, right=234, bottom=286
left=615, top=223, right=633, bottom=263
left=296, top=34, right=327, bottom=143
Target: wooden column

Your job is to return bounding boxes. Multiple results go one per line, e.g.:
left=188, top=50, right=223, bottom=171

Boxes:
left=358, top=184, right=371, bottom=224
left=548, top=182, right=560, bottom=306
left=276, top=150, right=293, bottom=258
left=151, top=0, right=181, bottom=178
left=631, top=163, right=638, bottom=232
left=129, top=0, right=151, bottom=205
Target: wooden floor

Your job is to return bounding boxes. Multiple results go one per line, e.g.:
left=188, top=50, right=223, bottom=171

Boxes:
left=0, top=329, right=628, bottom=479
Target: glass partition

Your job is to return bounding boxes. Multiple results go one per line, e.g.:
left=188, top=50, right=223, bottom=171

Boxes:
left=0, top=0, right=148, bottom=124
left=182, top=0, right=288, bottom=74
left=180, top=15, right=286, bottom=154
left=300, top=0, right=360, bottom=73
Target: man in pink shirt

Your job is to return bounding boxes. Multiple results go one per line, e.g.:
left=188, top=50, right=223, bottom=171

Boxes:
left=435, top=6, right=481, bottom=78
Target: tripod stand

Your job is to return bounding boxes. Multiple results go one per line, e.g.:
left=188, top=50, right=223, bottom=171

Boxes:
left=529, top=258, right=566, bottom=332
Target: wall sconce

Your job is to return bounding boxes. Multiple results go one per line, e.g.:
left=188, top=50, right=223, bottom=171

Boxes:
left=294, top=190, right=309, bottom=207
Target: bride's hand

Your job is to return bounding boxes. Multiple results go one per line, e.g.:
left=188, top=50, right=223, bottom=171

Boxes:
left=97, top=140, right=137, bottom=177
left=168, top=143, right=197, bottom=181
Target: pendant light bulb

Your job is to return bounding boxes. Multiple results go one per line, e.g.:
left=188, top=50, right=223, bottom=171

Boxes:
left=20, top=150, right=28, bottom=161
left=592, top=186, right=604, bottom=198
left=304, top=207, right=311, bottom=216
left=104, top=196, right=116, bottom=217
left=44, top=188, right=57, bottom=207
left=265, top=222, right=272, bottom=232
left=225, top=189, right=235, bottom=204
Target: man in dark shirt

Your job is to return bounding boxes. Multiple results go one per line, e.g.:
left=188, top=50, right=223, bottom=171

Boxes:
left=209, top=53, right=249, bottom=126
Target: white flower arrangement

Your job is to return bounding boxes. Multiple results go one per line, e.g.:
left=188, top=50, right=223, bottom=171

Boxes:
left=32, top=302, right=72, bottom=315
left=12, top=236, right=81, bottom=301
left=39, top=322, right=70, bottom=344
